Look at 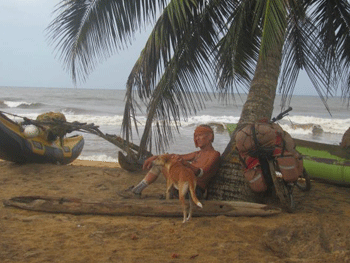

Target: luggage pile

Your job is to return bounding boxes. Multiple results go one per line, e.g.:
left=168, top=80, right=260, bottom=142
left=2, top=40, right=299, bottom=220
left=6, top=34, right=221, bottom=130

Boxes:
left=36, top=112, right=68, bottom=143
left=234, top=119, right=304, bottom=192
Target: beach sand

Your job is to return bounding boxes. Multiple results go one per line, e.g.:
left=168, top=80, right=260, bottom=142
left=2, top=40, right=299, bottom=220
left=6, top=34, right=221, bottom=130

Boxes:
left=1, top=160, right=350, bottom=263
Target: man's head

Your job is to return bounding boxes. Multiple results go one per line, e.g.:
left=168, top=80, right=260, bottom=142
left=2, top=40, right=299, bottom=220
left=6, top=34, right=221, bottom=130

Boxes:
left=194, top=125, right=214, bottom=148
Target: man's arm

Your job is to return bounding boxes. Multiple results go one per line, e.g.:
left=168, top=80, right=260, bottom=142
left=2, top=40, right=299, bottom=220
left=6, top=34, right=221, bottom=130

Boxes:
left=182, top=151, right=220, bottom=178
left=175, top=152, right=198, bottom=162
left=198, top=152, right=220, bottom=174
left=193, top=151, right=221, bottom=189
left=142, top=155, right=158, bottom=170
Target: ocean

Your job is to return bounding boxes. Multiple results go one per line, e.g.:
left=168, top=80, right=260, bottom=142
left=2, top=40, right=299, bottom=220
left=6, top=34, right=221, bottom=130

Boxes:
left=0, top=86, right=349, bottom=162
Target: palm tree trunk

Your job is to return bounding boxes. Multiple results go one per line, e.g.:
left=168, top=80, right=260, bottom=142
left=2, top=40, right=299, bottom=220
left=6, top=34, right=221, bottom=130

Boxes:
left=209, top=43, right=283, bottom=201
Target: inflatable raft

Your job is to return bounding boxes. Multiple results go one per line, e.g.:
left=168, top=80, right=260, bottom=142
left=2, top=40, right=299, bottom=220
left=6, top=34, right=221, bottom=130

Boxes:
left=0, top=112, right=84, bottom=165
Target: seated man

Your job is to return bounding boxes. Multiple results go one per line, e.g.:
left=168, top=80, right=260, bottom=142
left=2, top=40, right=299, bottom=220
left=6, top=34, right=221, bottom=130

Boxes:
left=119, top=125, right=221, bottom=199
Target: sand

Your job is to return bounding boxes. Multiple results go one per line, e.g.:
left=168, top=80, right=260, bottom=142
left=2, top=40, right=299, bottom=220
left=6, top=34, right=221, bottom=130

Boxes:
left=1, top=159, right=350, bottom=263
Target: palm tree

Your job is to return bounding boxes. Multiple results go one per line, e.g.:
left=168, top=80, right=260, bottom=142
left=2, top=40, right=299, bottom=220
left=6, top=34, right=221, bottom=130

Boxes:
left=47, top=0, right=350, bottom=201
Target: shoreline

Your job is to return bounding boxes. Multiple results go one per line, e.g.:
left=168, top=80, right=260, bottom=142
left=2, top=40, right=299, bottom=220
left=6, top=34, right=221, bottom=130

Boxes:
left=71, top=159, right=121, bottom=168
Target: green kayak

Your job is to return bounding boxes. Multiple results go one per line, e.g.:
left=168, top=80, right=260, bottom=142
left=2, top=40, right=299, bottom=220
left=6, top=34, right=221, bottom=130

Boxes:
left=226, top=123, right=350, bottom=186
left=294, top=139, right=350, bottom=186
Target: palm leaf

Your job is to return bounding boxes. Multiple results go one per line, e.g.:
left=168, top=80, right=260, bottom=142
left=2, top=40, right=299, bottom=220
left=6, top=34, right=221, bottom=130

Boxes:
left=122, top=0, right=231, bottom=155
left=216, top=0, right=261, bottom=94
left=256, top=0, right=288, bottom=60
left=311, top=0, right=350, bottom=102
left=46, top=0, right=168, bottom=83
left=279, top=2, right=330, bottom=108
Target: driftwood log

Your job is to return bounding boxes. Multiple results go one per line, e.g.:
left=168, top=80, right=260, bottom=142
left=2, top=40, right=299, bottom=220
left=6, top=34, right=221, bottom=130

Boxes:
left=3, top=196, right=281, bottom=217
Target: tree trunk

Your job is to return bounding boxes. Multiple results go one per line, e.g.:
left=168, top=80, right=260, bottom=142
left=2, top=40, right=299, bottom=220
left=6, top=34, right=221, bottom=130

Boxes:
left=208, top=42, right=284, bottom=202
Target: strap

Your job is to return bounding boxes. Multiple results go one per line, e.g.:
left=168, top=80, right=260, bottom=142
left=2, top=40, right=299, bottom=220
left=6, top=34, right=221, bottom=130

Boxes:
left=251, top=124, right=260, bottom=148
left=237, top=151, right=248, bottom=169
left=281, top=137, right=286, bottom=156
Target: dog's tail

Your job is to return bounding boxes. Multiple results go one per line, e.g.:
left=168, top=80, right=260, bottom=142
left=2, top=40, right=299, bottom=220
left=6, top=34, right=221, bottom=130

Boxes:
left=189, top=182, right=203, bottom=208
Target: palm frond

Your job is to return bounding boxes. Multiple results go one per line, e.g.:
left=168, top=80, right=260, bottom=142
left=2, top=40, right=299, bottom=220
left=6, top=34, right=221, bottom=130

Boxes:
left=121, top=0, right=208, bottom=146
left=122, top=0, right=229, bottom=154
left=309, top=0, right=350, bottom=99
left=139, top=37, right=216, bottom=154
left=125, top=0, right=212, bottom=101
left=280, top=19, right=332, bottom=112
left=340, top=34, right=350, bottom=103
left=256, top=0, right=288, bottom=60
left=279, top=2, right=330, bottom=106
left=216, top=0, right=261, bottom=95
left=46, top=0, right=168, bottom=83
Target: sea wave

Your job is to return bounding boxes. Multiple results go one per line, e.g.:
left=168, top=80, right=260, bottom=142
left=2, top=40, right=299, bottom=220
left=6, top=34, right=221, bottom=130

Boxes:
left=4, top=112, right=125, bottom=126
left=3, top=109, right=348, bottom=136
left=4, top=100, right=44, bottom=109
left=0, top=100, right=6, bottom=107
left=65, top=114, right=125, bottom=126
left=187, top=115, right=240, bottom=126
left=65, top=114, right=240, bottom=129
left=61, top=107, right=96, bottom=115
left=281, top=116, right=350, bottom=135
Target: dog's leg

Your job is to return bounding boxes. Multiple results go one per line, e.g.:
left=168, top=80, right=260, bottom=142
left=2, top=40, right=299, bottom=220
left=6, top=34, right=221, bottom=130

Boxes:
left=187, top=195, right=194, bottom=222
left=179, top=182, right=190, bottom=223
left=179, top=194, right=187, bottom=223
left=186, top=181, right=199, bottom=222
left=178, top=182, right=188, bottom=223
left=165, top=179, right=173, bottom=200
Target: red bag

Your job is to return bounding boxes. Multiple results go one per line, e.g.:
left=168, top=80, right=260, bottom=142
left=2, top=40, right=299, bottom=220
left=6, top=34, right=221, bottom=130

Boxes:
left=243, top=156, right=267, bottom=192
left=244, top=166, right=267, bottom=192
left=276, top=155, right=299, bottom=182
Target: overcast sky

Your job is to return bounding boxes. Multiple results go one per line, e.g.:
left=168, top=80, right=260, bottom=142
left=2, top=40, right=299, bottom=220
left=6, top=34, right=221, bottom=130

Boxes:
left=0, top=0, right=317, bottom=95
left=0, top=0, right=151, bottom=90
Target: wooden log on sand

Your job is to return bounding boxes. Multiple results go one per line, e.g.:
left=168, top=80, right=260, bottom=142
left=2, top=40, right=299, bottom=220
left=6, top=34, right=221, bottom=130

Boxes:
left=3, top=196, right=281, bottom=217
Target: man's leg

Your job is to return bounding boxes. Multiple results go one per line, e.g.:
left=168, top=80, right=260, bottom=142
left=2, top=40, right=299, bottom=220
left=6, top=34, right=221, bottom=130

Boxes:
left=118, top=166, right=162, bottom=198
left=131, top=170, right=160, bottom=194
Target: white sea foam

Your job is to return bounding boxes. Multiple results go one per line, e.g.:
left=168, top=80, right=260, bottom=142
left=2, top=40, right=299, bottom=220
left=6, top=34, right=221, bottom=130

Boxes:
left=281, top=116, right=350, bottom=134
left=63, top=114, right=240, bottom=128
left=187, top=115, right=240, bottom=125
left=64, top=114, right=125, bottom=126
left=9, top=113, right=40, bottom=122
left=281, top=125, right=312, bottom=136
left=4, top=101, right=32, bottom=108
left=78, top=155, right=118, bottom=162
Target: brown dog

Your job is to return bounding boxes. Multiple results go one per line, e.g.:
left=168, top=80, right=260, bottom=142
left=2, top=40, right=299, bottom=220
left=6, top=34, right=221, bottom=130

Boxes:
left=152, top=154, right=203, bottom=223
